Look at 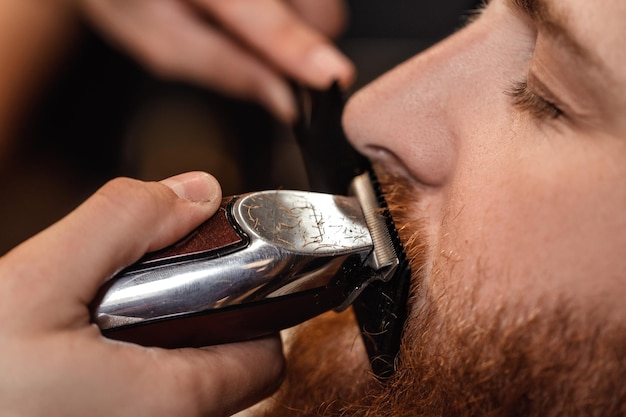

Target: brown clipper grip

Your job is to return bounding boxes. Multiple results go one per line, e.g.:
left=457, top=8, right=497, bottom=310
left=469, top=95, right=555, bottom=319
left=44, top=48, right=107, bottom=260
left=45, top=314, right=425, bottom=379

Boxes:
left=133, top=196, right=247, bottom=269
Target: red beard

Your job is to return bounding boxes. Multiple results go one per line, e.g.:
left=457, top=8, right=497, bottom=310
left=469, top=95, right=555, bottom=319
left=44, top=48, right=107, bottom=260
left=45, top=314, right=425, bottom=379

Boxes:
left=260, top=166, right=626, bottom=416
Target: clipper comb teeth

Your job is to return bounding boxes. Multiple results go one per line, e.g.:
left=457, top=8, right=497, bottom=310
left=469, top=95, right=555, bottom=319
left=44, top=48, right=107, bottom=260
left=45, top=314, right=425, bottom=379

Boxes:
left=352, top=169, right=411, bottom=378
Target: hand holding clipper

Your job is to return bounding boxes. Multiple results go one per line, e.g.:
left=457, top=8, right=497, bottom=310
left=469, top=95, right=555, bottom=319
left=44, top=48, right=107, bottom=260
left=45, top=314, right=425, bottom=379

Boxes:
left=92, top=173, right=399, bottom=348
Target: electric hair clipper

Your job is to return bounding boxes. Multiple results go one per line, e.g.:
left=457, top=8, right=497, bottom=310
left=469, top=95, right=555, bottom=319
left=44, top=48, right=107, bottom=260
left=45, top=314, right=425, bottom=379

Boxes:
left=93, top=83, right=410, bottom=378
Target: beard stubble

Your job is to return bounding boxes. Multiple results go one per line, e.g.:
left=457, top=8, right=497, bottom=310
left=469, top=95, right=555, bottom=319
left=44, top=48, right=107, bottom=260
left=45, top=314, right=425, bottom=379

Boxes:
left=259, top=167, right=626, bottom=417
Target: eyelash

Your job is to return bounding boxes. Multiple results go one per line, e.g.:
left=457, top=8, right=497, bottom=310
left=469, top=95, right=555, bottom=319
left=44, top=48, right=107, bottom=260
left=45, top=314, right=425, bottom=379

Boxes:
left=506, top=80, right=564, bottom=119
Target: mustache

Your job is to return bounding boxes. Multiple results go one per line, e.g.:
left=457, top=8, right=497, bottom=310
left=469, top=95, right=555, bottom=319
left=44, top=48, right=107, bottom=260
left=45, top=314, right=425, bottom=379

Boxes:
left=373, top=163, right=429, bottom=288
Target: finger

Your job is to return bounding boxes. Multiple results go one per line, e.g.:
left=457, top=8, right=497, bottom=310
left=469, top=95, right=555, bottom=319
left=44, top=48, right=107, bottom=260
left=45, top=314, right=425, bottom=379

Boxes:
left=82, top=0, right=298, bottom=122
left=87, top=335, right=285, bottom=417
left=193, top=0, right=356, bottom=89
left=1, top=172, right=221, bottom=307
left=163, top=336, right=285, bottom=416
left=140, top=10, right=300, bottom=122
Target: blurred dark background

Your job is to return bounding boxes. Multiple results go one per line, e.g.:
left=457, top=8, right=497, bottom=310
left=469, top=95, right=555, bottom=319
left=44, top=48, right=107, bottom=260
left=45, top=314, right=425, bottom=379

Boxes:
left=0, top=0, right=480, bottom=254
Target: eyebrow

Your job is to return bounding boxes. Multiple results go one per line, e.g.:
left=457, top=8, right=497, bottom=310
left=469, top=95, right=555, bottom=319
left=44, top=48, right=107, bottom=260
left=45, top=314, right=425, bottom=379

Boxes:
left=505, top=0, right=594, bottom=66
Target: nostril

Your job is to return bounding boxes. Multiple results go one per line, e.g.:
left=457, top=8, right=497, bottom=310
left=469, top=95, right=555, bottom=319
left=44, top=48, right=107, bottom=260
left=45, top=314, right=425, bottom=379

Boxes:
left=346, top=135, right=455, bottom=188
left=359, top=146, right=414, bottom=179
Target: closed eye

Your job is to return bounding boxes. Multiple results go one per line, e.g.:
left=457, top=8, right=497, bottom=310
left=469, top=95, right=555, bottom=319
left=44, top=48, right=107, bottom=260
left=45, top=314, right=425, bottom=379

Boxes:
left=507, top=79, right=564, bottom=119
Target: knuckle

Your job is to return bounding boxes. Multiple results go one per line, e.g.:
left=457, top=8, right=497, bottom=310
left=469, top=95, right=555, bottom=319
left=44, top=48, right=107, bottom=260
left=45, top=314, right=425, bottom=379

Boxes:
left=95, top=177, right=163, bottom=223
left=97, top=177, right=144, bottom=201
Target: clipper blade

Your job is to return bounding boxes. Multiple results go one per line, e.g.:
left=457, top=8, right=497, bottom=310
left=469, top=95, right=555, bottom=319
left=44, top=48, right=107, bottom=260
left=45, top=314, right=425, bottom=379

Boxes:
left=352, top=169, right=411, bottom=379
left=350, top=172, right=398, bottom=273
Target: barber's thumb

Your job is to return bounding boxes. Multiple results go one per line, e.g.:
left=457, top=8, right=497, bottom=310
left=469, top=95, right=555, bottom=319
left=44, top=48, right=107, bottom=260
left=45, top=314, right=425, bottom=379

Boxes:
left=159, top=171, right=222, bottom=203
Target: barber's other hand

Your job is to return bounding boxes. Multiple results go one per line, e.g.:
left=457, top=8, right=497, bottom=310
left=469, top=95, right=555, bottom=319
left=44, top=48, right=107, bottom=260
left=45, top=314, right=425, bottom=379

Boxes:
left=80, top=0, right=355, bottom=123
left=0, top=171, right=284, bottom=417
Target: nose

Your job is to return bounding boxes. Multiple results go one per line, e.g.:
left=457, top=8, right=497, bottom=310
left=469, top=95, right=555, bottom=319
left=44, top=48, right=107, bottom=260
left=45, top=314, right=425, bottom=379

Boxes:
left=341, top=3, right=527, bottom=187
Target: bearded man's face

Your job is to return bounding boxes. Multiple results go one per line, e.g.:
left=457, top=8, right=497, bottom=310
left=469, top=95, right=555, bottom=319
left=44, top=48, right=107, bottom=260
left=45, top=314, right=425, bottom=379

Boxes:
left=254, top=0, right=626, bottom=414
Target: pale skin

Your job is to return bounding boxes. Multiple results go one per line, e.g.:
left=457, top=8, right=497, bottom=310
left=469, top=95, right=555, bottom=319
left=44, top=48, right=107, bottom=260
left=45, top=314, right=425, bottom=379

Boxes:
left=0, top=171, right=285, bottom=417
left=5, top=0, right=625, bottom=415
left=79, top=0, right=355, bottom=123
left=343, top=0, right=626, bottom=324
left=0, top=0, right=354, bottom=159
left=0, top=1, right=353, bottom=415
left=240, top=0, right=626, bottom=414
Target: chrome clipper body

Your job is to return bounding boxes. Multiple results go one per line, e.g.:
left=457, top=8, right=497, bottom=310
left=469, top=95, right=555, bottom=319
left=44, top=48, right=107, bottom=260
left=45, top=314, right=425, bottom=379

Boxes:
left=93, top=173, right=399, bottom=348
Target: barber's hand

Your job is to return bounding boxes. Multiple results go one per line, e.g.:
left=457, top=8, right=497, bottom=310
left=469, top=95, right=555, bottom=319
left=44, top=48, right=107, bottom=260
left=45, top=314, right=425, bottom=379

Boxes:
left=0, top=171, right=284, bottom=417
left=80, top=0, right=355, bottom=123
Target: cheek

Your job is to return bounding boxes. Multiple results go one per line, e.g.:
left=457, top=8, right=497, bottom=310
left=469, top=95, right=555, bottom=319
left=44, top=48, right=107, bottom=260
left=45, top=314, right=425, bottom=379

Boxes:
left=432, top=129, right=626, bottom=315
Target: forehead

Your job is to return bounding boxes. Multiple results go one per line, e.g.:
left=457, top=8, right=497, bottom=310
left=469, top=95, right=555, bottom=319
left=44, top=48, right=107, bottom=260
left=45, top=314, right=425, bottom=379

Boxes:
left=547, top=0, right=626, bottom=82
